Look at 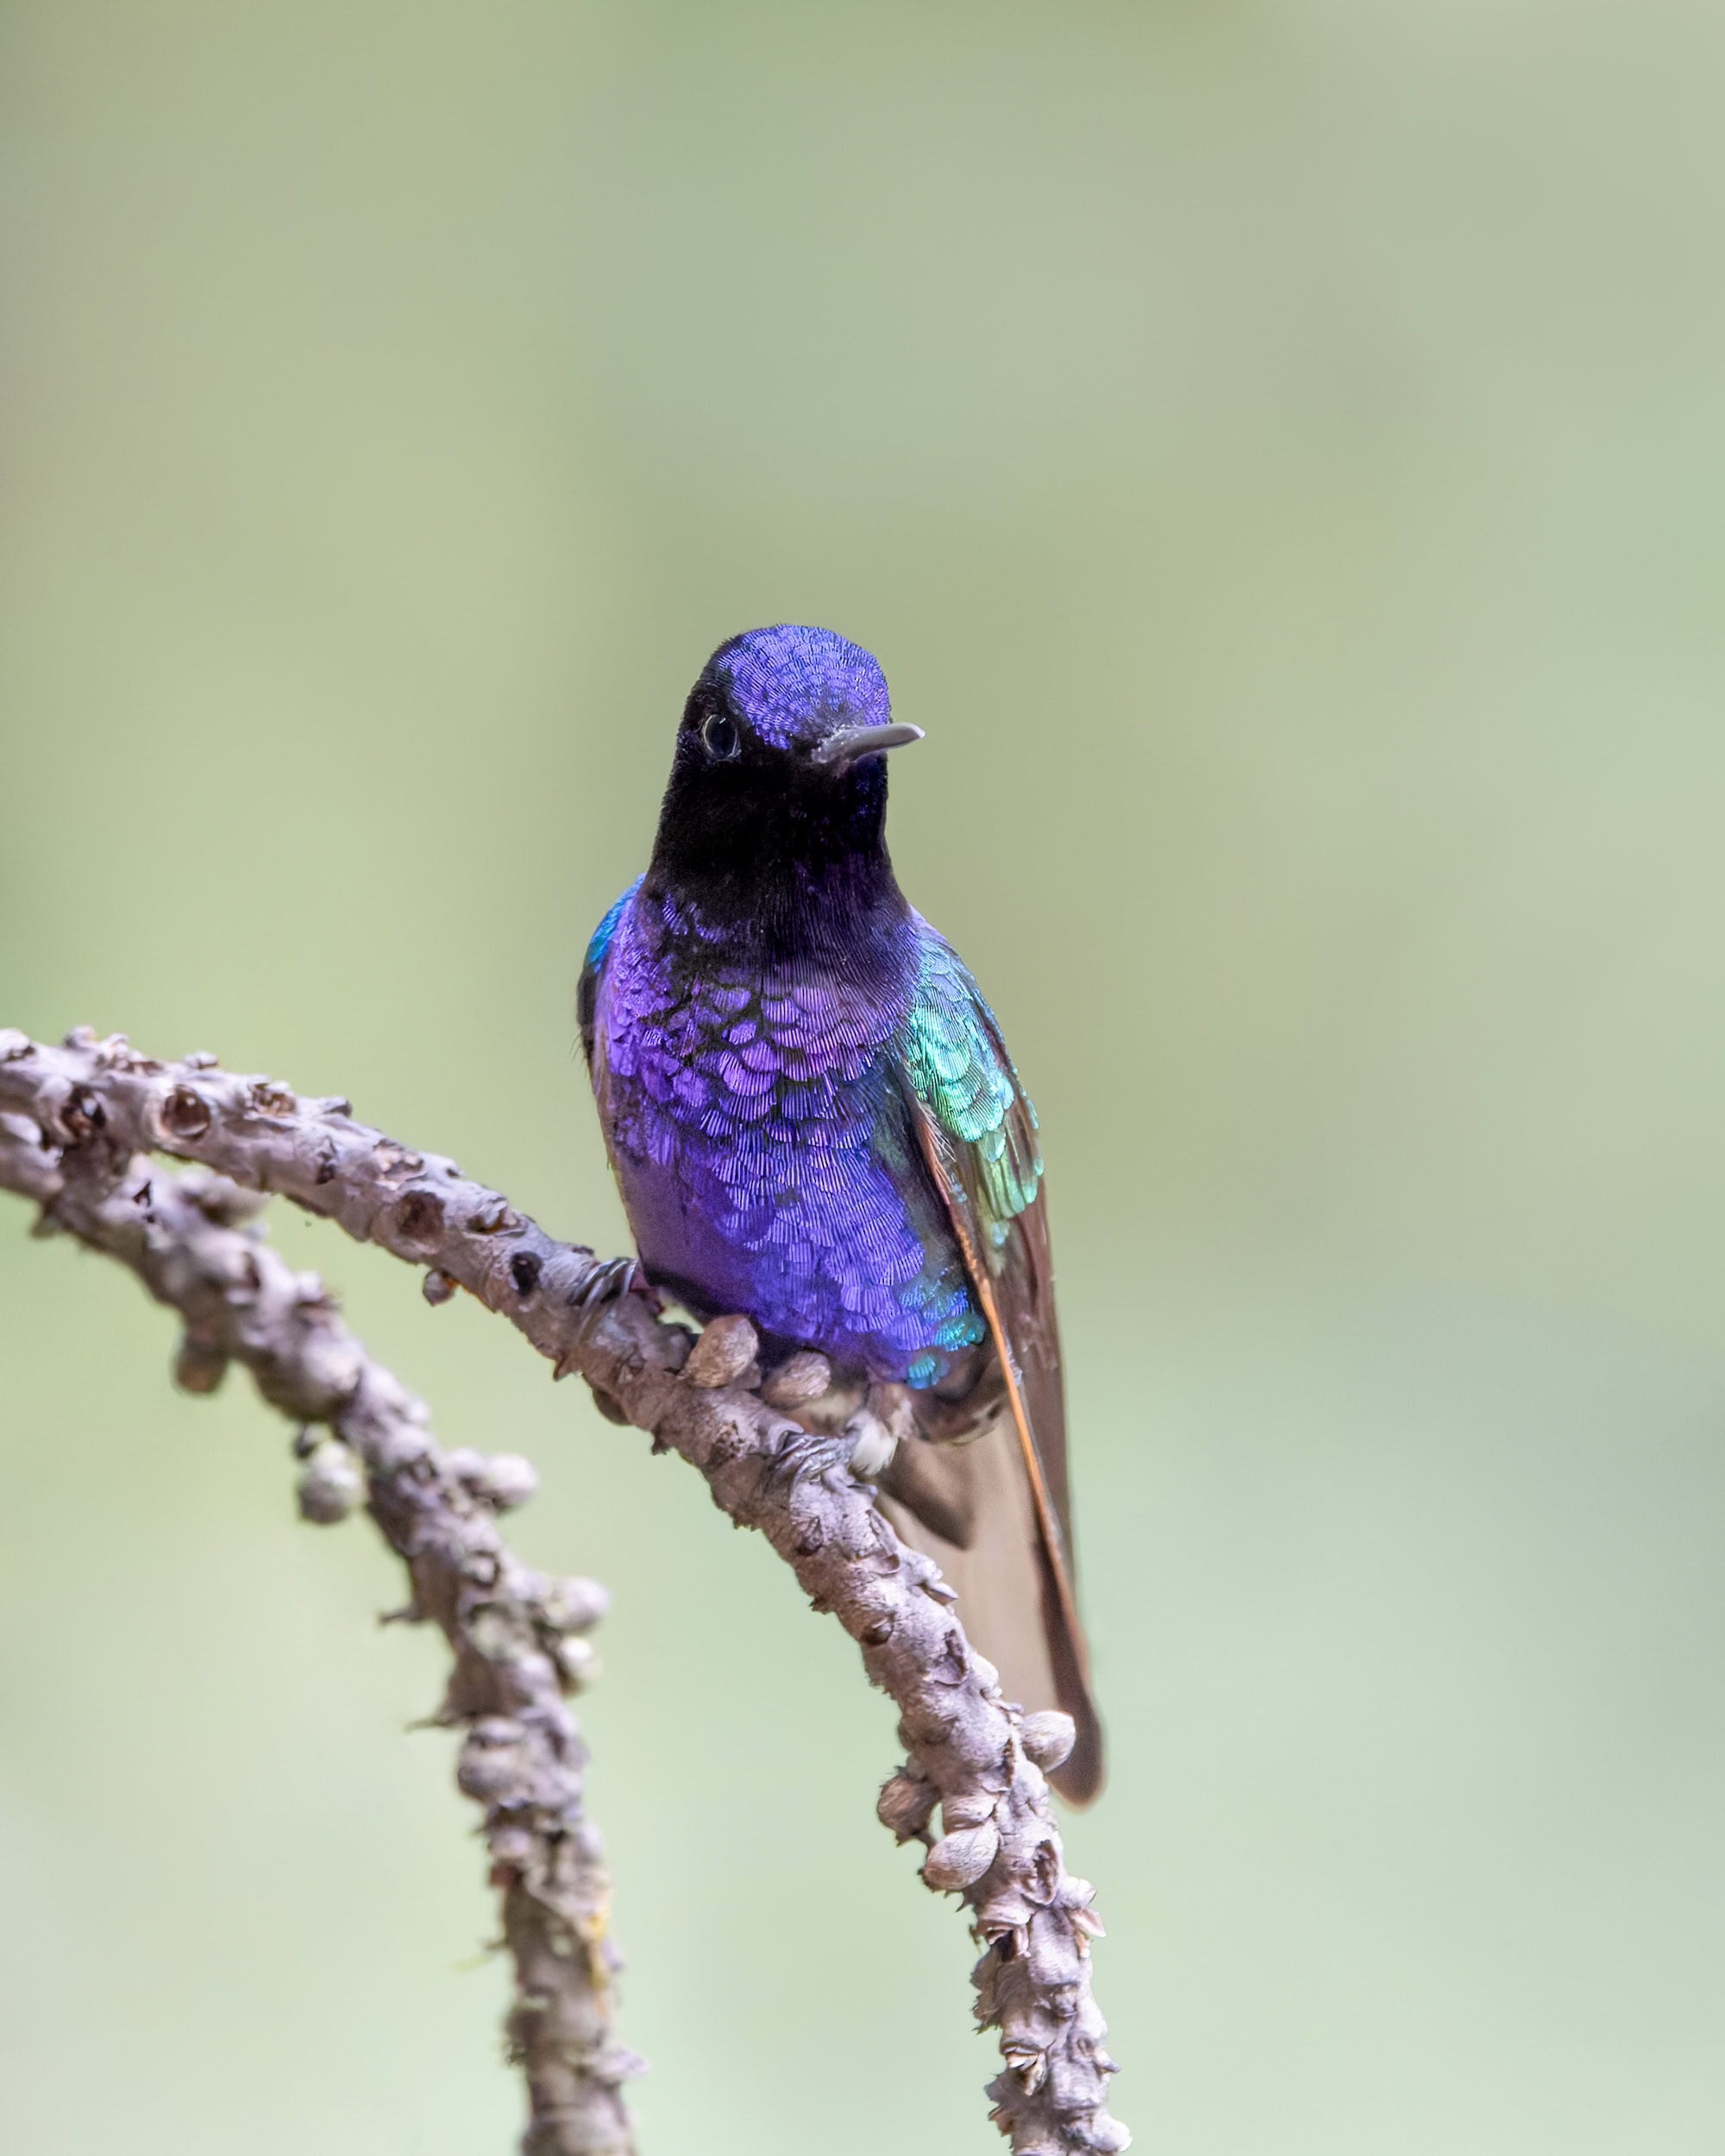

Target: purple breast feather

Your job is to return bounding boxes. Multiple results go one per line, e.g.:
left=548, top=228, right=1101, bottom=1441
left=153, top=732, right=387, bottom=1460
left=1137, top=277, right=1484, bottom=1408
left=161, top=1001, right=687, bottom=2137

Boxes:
left=593, top=890, right=979, bottom=1378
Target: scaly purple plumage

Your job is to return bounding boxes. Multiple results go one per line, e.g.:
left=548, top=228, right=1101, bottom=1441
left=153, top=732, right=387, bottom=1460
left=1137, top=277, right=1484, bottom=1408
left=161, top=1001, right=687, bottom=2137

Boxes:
left=589, top=876, right=983, bottom=1380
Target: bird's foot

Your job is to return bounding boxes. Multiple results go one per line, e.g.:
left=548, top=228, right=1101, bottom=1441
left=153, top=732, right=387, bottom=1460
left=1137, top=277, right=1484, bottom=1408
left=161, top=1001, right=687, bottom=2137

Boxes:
left=767, top=1425, right=856, bottom=1488
left=768, top=1385, right=910, bottom=1486
left=561, top=1257, right=662, bottom=1425
left=570, top=1255, right=662, bottom=1318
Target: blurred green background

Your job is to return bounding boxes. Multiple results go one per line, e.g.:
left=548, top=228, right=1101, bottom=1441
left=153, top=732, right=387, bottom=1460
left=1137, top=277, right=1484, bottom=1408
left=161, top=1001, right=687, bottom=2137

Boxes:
left=4, top=2, right=1725, bottom=2150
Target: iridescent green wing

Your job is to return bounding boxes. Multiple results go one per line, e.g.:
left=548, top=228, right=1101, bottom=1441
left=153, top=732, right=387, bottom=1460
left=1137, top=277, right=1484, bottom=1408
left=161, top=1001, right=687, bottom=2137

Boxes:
left=894, top=925, right=1101, bottom=1802
left=900, top=936, right=1044, bottom=1247
left=897, top=928, right=1060, bottom=1484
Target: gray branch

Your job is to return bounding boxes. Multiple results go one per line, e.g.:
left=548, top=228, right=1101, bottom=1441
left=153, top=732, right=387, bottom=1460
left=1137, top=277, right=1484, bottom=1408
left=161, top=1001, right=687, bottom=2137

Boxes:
left=0, top=1064, right=640, bottom=2155
left=0, top=1026, right=1127, bottom=2156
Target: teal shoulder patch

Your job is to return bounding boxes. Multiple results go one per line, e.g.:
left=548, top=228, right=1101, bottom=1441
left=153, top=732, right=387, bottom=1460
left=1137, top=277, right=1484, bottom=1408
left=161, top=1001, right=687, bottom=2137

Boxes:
left=585, top=877, right=642, bottom=978
left=578, top=877, right=643, bottom=1062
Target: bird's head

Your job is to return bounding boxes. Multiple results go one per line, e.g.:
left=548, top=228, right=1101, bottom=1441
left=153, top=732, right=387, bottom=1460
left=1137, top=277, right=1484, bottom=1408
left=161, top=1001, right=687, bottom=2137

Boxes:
left=648, top=625, right=922, bottom=926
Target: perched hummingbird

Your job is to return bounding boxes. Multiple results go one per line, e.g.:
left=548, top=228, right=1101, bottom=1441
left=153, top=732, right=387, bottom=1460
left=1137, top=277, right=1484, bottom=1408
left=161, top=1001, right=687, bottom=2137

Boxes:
left=579, top=625, right=1101, bottom=1802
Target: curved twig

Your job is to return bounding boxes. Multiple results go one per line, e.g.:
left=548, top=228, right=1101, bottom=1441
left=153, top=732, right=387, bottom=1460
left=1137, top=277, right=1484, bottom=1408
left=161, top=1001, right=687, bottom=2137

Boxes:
left=0, top=1026, right=1127, bottom=2155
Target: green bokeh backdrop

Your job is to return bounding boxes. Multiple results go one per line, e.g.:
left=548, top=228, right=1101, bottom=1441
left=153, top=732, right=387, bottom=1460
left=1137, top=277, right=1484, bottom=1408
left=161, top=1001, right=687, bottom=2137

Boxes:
left=5, top=3, right=1725, bottom=2150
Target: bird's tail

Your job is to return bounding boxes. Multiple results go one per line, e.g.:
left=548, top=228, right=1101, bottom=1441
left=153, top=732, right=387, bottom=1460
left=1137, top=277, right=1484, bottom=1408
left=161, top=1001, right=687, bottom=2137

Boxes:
left=880, top=1417, right=1104, bottom=1804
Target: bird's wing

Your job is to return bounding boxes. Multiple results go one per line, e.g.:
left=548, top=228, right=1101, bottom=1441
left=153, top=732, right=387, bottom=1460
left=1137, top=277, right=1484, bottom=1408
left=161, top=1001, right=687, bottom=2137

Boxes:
left=577, top=878, right=641, bottom=1069
left=886, top=929, right=1103, bottom=1803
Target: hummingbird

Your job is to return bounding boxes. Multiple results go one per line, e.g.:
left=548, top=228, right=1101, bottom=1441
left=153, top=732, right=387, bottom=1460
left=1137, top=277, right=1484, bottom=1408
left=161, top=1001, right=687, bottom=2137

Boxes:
left=579, top=625, right=1101, bottom=1802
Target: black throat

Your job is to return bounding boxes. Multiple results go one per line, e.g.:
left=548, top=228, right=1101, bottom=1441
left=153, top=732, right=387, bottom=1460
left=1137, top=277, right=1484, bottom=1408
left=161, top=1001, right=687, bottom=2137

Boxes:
left=645, top=754, right=910, bottom=968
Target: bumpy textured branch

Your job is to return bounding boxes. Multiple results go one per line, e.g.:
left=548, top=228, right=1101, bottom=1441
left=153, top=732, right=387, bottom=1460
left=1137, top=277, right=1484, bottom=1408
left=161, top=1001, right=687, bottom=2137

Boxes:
left=0, top=1064, right=640, bottom=2156
left=0, top=1027, right=1126, bottom=2156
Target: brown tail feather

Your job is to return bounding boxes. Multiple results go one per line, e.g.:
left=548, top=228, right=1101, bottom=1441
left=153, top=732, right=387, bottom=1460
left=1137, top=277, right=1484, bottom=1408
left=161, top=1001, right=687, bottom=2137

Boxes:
left=903, top=1092, right=1105, bottom=1804
left=881, top=1422, right=1104, bottom=1803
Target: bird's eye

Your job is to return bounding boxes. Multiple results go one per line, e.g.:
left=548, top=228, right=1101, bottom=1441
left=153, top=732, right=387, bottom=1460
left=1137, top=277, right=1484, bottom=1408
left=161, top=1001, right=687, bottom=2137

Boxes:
left=701, top=711, right=741, bottom=761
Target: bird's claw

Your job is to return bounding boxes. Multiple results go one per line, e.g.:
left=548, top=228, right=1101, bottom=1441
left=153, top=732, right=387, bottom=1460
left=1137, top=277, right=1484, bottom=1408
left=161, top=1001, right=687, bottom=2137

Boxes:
left=571, top=1255, right=662, bottom=1317
left=766, top=1426, right=855, bottom=1489
left=767, top=1407, right=899, bottom=1490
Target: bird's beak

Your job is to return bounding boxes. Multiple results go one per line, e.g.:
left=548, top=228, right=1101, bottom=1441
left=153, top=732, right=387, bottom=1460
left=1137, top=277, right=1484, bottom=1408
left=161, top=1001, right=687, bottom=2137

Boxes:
left=812, top=722, right=925, bottom=768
